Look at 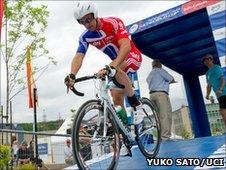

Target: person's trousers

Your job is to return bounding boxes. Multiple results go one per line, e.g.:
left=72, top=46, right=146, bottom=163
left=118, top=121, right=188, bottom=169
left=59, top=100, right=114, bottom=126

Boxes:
left=149, top=92, right=172, bottom=140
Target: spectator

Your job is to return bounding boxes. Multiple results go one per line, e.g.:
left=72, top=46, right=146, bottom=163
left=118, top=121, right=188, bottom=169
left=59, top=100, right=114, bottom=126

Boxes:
left=28, top=140, right=46, bottom=168
left=64, top=139, right=74, bottom=165
left=203, top=54, right=226, bottom=130
left=28, top=140, right=35, bottom=162
left=146, top=59, right=176, bottom=140
left=17, top=141, right=30, bottom=165
left=11, top=139, right=19, bottom=165
left=79, top=124, right=92, bottom=160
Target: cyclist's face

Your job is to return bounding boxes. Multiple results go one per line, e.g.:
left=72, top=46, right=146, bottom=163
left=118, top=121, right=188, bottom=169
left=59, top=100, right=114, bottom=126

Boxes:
left=78, top=13, right=97, bottom=31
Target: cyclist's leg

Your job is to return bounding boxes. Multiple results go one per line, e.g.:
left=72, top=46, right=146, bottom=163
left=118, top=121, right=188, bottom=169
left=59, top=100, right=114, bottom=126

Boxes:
left=110, top=62, right=134, bottom=156
left=114, top=67, right=135, bottom=97
left=123, top=50, right=142, bottom=107
left=115, top=58, right=141, bottom=105
left=123, top=51, right=146, bottom=125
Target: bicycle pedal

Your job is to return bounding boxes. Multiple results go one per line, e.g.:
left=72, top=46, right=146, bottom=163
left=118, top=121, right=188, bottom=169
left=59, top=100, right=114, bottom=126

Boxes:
left=120, top=143, right=132, bottom=157
left=122, top=150, right=132, bottom=157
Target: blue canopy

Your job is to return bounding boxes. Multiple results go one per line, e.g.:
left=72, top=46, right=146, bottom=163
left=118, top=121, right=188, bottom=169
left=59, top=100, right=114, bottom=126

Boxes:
left=127, top=0, right=225, bottom=76
left=126, top=0, right=226, bottom=137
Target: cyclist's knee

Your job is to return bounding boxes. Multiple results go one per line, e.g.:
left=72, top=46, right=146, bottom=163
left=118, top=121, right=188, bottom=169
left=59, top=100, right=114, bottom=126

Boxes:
left=115, top=68, right=126, bottom=77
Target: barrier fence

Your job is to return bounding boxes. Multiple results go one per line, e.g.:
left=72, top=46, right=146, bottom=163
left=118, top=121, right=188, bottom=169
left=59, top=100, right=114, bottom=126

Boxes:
left=0, top=128, right=72, bottom=169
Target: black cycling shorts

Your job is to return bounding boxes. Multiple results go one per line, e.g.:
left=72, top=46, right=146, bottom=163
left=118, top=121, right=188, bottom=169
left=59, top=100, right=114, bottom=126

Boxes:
left=218, top=95, right=226, bottom=109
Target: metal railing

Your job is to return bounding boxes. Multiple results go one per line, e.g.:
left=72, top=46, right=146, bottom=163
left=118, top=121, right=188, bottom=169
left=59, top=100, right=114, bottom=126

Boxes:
left=0, top=128, right=72, bottom=167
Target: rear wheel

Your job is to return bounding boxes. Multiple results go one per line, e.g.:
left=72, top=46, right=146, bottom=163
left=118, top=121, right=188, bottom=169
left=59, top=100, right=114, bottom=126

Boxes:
left=135, top=97, right=161, bottom=158
left=72, top=100, right=120, bottom=170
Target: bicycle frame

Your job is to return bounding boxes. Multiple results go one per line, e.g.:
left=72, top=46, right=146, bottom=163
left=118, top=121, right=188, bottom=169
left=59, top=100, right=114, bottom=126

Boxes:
left=94, top=75, right=135, bottom=142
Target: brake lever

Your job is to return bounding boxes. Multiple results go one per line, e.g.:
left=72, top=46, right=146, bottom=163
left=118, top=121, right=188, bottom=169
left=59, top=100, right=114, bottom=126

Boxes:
left=67, top=86, right=69, bottom=93
left=65, top=80, right=84, bottom=96
left=70, top=86, right=84, bottom=96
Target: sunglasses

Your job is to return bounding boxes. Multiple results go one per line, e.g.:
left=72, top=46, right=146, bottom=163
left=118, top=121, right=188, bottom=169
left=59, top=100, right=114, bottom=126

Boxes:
left=78, top=16, right=95, bottom=25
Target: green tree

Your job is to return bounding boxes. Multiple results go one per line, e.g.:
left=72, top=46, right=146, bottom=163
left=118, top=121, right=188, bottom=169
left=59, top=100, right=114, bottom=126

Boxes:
left=181, top=127, right=191, bottom=139
left=1, top=0, right=56, bottom=118
left=19, top=120, right=64, bottom=131
left=0, top=145, right=11, bottom=169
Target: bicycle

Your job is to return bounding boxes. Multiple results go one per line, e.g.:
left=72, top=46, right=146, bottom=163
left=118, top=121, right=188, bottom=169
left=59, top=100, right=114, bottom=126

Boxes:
left=69, top=66, right=161, bottom=170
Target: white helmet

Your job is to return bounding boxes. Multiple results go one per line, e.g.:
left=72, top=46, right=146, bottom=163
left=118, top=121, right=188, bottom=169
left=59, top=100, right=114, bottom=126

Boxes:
left=74, top=1, right=98, bottom=20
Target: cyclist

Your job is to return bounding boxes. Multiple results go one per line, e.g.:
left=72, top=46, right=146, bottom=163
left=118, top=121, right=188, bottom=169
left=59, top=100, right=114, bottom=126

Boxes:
left=65, top=1, right=144, bottom=126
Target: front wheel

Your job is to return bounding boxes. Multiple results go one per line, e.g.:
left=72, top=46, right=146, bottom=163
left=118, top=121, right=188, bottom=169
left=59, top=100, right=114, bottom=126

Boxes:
left=72, top=100, right=120, bottom=170
left=135, top=97, right=161, bottom=158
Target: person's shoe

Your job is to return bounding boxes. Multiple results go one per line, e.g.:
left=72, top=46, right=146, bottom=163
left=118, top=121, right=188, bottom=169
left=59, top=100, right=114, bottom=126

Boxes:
left=133, top=104, right=145, bottom=125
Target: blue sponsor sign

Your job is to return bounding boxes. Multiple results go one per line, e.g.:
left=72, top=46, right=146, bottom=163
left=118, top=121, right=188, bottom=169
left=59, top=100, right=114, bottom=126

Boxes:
left=125, top=72, right=141, bottom=107
left=38, top=143, right=48, bottom=155
left=127, top=6, right=184, bottom=35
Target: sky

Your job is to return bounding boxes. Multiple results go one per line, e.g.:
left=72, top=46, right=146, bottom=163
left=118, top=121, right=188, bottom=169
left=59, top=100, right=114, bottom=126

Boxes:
left=1, top=1, right=215, bottom=123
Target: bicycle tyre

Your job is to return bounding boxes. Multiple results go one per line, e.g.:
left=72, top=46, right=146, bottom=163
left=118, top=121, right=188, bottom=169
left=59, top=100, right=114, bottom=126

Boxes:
left=72, top=99, right=120, bottom=170
left=135, top=97, right=161, bottom=158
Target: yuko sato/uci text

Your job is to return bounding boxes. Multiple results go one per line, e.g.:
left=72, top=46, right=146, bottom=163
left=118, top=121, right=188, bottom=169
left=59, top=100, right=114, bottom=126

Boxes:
left=147, top=157, right=224, bottom=167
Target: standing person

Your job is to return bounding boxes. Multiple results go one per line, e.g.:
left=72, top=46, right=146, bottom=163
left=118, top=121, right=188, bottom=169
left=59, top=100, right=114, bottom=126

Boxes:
left=11, top=139, right=19, bottom=165
left=146, top=59, right=176, bottom=140
left=203, top=54, right=226, bottom=130
left=64, top=1, right=144, bottom=127
left=64, top=139, right=74, bottom=165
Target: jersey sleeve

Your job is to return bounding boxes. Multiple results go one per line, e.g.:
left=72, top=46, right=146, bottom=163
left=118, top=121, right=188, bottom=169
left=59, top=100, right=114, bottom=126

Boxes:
left=112, top=17, right=129, bottom=40
left=76, top=35, right=89, bottom=55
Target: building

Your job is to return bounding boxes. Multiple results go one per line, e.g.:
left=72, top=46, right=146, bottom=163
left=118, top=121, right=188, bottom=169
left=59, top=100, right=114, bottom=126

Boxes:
left=205, top=103, right=224, bottom=134
left=172, top=105, right=193, bottom=138
left=172, top=102, right=224, bottom=137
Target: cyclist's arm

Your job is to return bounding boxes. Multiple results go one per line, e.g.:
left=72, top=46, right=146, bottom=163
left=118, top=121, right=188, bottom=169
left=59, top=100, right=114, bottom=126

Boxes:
left=71, top=52, right=85, bottom=75
left=109, top=17, right=131, bottom=68
left=71, top=35, right=88, bottom=75
left=110, top=38, right=131, bottom=68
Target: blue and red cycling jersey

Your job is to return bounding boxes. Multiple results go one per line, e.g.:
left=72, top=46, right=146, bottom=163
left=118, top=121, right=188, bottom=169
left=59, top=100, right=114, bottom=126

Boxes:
left=76, top=17, right=142, bottom=73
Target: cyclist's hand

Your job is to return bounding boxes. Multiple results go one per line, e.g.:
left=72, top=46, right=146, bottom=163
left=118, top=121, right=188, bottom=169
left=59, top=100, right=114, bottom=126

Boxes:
left=109, top=61, right=118, bottom=69
left=97, top=68, right=107, bottom=78
left=64, top=74, right=76, bottom=90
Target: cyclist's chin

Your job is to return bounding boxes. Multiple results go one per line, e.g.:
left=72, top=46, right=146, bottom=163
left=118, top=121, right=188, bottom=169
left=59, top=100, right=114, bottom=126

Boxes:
left=87, top=26, right=96, bottom=32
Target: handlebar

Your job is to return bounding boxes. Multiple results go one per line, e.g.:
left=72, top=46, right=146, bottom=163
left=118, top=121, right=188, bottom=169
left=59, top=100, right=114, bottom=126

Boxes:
left=70, top=75, right=97, bottom=96
left=69, top=65, right=125, bottom=96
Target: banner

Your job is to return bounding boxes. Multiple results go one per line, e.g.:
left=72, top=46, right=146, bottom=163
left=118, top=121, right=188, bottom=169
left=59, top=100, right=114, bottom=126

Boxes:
left=0, top=0, right=4, bottom=38
left=128, top=6, right=183, bottom=35
left=182, top=0, right=220, bottom=15
left=26, top=46, right=36, bottom=108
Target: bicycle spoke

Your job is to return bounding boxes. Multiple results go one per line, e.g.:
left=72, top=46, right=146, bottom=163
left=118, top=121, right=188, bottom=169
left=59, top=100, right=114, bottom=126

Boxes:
left=72, top=100, right=120, bottom=170
left=135, top=98, right=161, bottom=158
